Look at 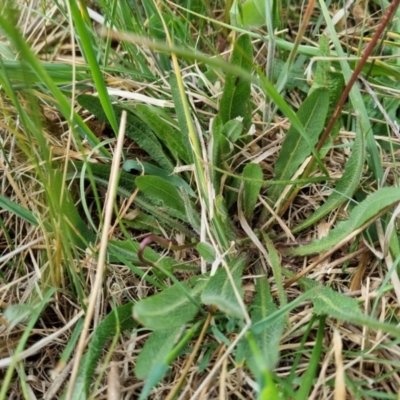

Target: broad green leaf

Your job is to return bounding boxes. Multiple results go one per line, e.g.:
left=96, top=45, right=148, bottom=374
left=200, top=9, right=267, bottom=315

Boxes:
left=107, top=240, right=198, bottom=273
left=219, top=34, right=252, bottom=130
left=287, top=187, right=400, bottom=256
left=242, top=163, right=263, bottom=220
left=312, top=286, right=363, bottom=319
left=268, top=88, right=330, bottom=206
left=230, top=0, right=264, bottom=28
left=309, top=35, right=332, bottom=94
left=196, top=242, right=216, bottom=263
left=301, top=282, right=400, bottom=338
left=70, top=162, right=194, bottom=236
left=251, top=288, right=318, bottom=335
left=0, top=195, right=38, bottom=227
left=135, top=328, right=182, bottom=379
left=169, top=74, right=192, bottom=163
left=137, top=324, right=199, bottom=400
left=133, top=277, right=206, bottom=330
left=79, top=303, right=136, bottom=397
left=292, top=125, right=365, bottom=234
left=77, top=95, right=174, bottom=172
left=135, top=175, right=186, bottom=215
left=272, top=59, right=310, bottom=93
left=243, top=277, right=285, bottom=372
left=201, top=256, right=246, bottom=319
left=135, top=104, right=191, bottom=164
left=71, top=161, right=136, bottom=198
left=123, top=159, right=196, bottom=197
left=222, top=119, right=244, bottom=143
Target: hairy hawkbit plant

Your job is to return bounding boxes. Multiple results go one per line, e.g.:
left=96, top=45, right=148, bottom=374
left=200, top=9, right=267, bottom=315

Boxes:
left=1, top=1, right=400, bottom=399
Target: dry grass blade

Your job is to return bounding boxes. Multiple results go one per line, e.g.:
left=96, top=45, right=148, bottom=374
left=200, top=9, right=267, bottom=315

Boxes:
left=66, top=111, right=127, bottom=399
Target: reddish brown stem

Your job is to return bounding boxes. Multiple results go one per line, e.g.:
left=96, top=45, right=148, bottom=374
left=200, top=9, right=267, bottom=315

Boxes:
left=138, top=234, right=198, bottom=267
left=279, top=0, right=400, bottom=217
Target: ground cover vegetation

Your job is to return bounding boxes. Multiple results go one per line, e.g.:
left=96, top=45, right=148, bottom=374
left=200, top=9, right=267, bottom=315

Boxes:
left=1, top=0, right=400, bottom=398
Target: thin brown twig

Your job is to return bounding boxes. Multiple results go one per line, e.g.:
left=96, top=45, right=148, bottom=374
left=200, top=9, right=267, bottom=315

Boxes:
left=279, top=0, right=400, bottom=216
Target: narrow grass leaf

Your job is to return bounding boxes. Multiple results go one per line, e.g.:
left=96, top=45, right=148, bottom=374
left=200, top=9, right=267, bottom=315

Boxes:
left=201, top=256, right=246, bottom=319
left=0, top=195, right=38, bottom=227
left=292, top=125, right=365, bottom=234
left=79, top=303, right=136, bottom=397
left=0, top=21, right=108, bottom=158
left=135, top=175, right=186, bottom=215
left=1, top=60, right=89, bottom=86
left=287, top=187, right=400, bottom=256
left=135, top=328, right=182, bottom=379
left=242, top=163, right=263, bottom=220
left=294, top=316, right=326, bottom=400
left=269, top=88, right=330, bottom=205
left=219, top=34, right=253, bottom=130
left=133, top=278, right=206, bottom=330
left=135, top=104, right=191, bottom=164
left=68, top=0, right=118, bottom=133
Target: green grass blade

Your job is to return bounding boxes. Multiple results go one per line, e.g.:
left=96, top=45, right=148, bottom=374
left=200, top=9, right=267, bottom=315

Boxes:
left=0, top=13, right=109, bottom=158
left=68, top=0, right=118, bottom=134
left=169, top=73, right=193, bottom=163
left=0, top=195, right=38, bottom=227
left=294, top=316, right=326, bottom=400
